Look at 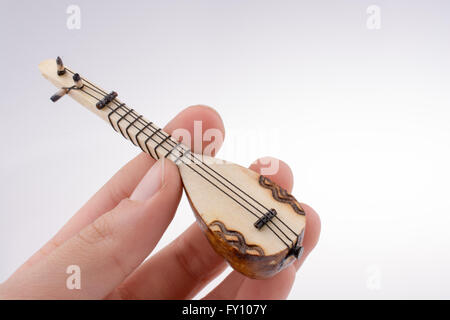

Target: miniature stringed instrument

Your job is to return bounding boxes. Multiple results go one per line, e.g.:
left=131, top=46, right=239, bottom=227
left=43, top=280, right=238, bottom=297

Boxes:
left=39, top=57, right=306, bottom=279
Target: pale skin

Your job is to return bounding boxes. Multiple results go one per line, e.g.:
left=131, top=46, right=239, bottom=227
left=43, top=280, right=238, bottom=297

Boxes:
left=0, top=105, right=321, bottom=299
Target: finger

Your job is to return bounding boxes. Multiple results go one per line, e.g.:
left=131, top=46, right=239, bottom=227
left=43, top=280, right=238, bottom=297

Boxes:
left=3, top=159, right=182, bottom=299
left=106, top=223, right=226, bottom=300
left=164, top=105, right=226, bottom=156
left=249, top=156, right=294, bottom=192
left=105, top=156, right=293, bottom=299
left=205, top=265, right=297, bottom=300
left=294, top=203, right=321, bottom=269
left=203, top=160, right=321, bottom=300
left=15, top=105, right=225, bottom=274
left=253, top=157, right=321, bottom=268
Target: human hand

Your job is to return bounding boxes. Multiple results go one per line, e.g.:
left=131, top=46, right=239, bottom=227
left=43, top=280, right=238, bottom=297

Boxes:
left=0, top=105, right=320, bottom=299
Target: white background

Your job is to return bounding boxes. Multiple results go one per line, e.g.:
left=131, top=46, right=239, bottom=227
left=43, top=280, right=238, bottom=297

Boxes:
left=1, top=0, right=449, bottom=299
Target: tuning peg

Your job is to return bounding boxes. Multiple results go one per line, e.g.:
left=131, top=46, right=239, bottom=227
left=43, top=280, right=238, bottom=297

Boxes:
left=50, top=73, right=84, bottom=103
left=50, top=88, right=67, bottom=102
left=56, top=56, right=66, bottom=76
left=73, top=73, right=84, bottom=89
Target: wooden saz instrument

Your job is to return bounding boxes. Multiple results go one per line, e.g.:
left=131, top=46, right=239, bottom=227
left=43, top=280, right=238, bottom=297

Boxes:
left=39, top=57, right=306, bottom=279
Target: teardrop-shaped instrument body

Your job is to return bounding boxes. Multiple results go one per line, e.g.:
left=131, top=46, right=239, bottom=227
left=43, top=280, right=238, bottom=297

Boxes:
left=179, top=155, right=306, bottom=279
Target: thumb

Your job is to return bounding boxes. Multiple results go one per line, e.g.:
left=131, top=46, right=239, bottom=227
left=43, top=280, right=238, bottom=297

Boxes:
left=2, top=158, right=182, bottom=299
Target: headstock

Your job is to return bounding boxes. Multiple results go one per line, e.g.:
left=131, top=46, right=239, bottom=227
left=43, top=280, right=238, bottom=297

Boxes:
left=39, top=57, right=113, bottom=123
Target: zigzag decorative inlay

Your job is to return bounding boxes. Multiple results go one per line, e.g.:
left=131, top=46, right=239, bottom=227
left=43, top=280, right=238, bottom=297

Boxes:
left=209, top=220, right=265, bottom=256
left=259, top=176, right=305, bottom=215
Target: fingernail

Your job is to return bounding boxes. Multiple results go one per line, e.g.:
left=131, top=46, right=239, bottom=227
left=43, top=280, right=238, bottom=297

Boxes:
left=130, top=159, right=164, bottom=201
